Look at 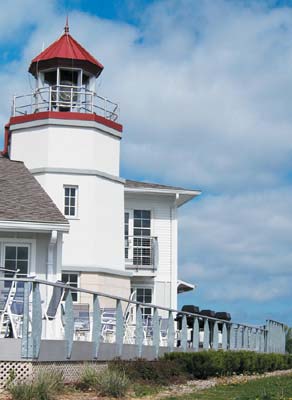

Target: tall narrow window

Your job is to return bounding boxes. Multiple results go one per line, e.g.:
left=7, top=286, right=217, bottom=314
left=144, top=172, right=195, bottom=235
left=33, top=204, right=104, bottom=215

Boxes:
left=125, top=212, right=129, bottom=259
left=133, top=210, right=151, bottom=266
left=64, top=186, right=78, bottom=217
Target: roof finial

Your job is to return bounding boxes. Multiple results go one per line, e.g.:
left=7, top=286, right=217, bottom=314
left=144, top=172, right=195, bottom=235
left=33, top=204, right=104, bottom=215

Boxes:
left=64, top=15, right=69, bottom=34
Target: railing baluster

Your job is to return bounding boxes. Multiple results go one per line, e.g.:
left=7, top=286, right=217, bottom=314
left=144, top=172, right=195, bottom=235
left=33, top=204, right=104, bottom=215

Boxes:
left=21, top=281, right=30, bottom=358
left=192, top=317, right=199, bottom=351
left=222, top=323, right=227, bottom=350
left=230, top=324, right=236, bottom=350
left=31, top=282, right=42, bottom=358
left=153, top=307, right=160, bottom=358
left=116, top=299, right=124, bottom=357
left=135, top=305, right=143, bottom=358
left=181, top=314, right=187, bottom=351
left=64, top=290, right=74, bottom=359
left=167, top=311, right=175, bottom=352
left=213, top=321, right=219, bottom=350
left=203, top=319, right=209, bottom=350
left=92, top=294, right=101, bottom=358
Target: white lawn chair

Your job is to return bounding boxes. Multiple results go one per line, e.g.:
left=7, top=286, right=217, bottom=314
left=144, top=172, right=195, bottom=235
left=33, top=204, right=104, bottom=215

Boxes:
left=73, top=303, right=90, bottom=341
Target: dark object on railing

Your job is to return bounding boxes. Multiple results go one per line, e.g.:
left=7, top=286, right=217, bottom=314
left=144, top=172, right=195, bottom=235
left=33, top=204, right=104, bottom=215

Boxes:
left=176, top=305, right=200, bottom=330
left=200, top=309, right=216, bottom=318
left=215, top=312, right=231, bottom=321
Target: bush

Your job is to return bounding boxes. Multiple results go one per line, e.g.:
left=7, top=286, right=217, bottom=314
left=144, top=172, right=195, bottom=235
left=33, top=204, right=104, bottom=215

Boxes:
left=77, top=365, right=98, bottom=390
left=96, top=368, right=129, bottom=398
left=8, top=371, right=64, bottom=400
left=164, top=351, right=292, bottom=379
left=111, top=358, right=188, bottom=385
left=8, top=382, right=35, bottom=400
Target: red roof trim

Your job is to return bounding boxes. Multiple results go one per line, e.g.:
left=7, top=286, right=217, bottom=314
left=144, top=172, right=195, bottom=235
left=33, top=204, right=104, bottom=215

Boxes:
left=9, top=112, right=123, bottom=132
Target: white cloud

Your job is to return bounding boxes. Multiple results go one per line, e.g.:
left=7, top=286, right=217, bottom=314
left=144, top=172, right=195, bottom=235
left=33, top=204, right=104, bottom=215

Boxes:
left=0, top=0, right=292, bottom=322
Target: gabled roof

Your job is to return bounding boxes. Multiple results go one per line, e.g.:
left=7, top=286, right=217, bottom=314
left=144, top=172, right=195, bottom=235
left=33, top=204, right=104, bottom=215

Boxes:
left=124, top=179, right=201, bottom=207
left=0, top=156, right=68, bottom=226
left=29, top=31, right=104, bottom=77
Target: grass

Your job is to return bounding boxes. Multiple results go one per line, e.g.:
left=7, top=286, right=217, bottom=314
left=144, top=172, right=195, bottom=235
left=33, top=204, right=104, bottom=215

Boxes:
left=165, top=375, right=292, bottom=400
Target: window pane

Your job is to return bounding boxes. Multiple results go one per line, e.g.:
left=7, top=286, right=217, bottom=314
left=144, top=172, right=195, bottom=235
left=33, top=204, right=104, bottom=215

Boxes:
left=145, top=289, right=152, bottom=297
left=72, top=292, right=78, bottom=302
left=134, top=210, right=142, bottom=218
left=142, top=210, right=151, bottom=219
left=70, top=188, right=76, bottom=196
left=70, top=274, right=77, bottom=283
left=64, top=206, right=69, bottom=215
left=69, top=207, right=75, bottom=216
left=65, top=197, right=70, bottom=206
left=134, top=219, right=142, bottom=227
left=5, top=260, right=16, bottom=270
left=5, top=247, right=16, bottom=259
left=65, top=188, right=70, bottom=196
left=17, top=247, right=28, bottom=260
left=17, top=261, right=28, bottom=275
left=70, top=197, right=75, bottom=206
left=134, top=229, right=142, bottom=236
left=125, top=213, right=129, bottom=223
left=62, top=274, right=68, bottom=283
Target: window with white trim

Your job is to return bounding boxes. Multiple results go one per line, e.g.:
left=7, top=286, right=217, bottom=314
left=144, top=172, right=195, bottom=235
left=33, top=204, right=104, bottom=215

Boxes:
left=136, top=287, right=152, bottom=320
left=4, top=245, right=29, bottom=277
left=61, top=273, right=79, bottom=302
left=64, top=186, right=78, bottom=217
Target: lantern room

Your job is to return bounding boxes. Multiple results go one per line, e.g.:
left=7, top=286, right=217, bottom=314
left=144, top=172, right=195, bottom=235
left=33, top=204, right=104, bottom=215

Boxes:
left=12, top=21, right=118, bottom=120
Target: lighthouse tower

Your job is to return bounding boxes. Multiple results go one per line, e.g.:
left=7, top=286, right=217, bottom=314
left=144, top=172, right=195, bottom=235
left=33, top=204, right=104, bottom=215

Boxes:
left=5, top=22, right=129, bottom=297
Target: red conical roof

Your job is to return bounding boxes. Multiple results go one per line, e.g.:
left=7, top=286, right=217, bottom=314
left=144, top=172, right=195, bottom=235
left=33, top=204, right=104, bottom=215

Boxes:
left=29, top=28, right=104, bottom=77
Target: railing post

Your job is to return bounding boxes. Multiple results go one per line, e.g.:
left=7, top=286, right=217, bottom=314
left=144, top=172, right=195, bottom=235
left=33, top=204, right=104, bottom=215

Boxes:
left=21, top=281, right=30, bottom=358
left=116, top=299, right=124, bottom=357
left=92, top=294, right=101, bottom=358
left=64, top=290, right=74, bottom=359
left=203, top=319, right=209, bottom=350
left=167, top=310, right=175, bottom=352
left=153, top=307, right=160, bottom=358
left=49, top=87, right=52, bottom=111
left=230, top=324, right=236, bottom=350
left=222, top=323, right=228, bottom=350
left=135, top=305, right=143, bottom=358
left=70, top=87, right=73, bottom=112
left=192, top=317, right=199, bottom=351
left=31, top=282, right=42, bottom=358
left=181, top=314, right=187, bottom=351
left=213, top=321, right=219, bottom=350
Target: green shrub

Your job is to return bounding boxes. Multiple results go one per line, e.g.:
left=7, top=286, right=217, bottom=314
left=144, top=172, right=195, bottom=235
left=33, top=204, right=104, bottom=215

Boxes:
left=111, top=358, right=188, bottom=385
left=164, top=351, right=292, bottom=379
left=77, top=365, right=98, bottom=390
left=8, top=371, right=64, bottom=400
left=34, top=371, right=64, bottom=400
left=96, top=368, right=129, bottom=398
left=8, top=382, right=35, bottom=400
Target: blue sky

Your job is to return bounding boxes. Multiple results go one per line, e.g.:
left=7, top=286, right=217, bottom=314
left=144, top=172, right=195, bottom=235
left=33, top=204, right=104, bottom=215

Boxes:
left=1, top=0, right=292, bottom=326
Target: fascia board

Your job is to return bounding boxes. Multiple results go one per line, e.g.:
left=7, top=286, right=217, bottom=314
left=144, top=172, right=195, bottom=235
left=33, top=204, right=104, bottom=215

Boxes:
left=0, top=220, right=70, bottom=233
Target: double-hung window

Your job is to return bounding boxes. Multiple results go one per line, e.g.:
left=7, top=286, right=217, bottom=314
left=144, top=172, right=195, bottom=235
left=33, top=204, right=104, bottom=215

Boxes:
left=136, top=287, right=153, bottom=320
left=4, top=245, right=29, bottom=277
left=64, top=186, right=78, bottom=217
left=61, top=273, right=79, bottom=302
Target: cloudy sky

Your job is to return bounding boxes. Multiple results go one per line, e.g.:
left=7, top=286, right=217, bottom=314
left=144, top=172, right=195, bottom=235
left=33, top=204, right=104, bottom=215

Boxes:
left=1, top=0, right=292, bottom=325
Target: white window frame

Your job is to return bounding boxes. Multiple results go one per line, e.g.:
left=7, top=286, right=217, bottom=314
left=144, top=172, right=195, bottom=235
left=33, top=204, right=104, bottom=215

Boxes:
left=132, top=285, right=153, bottom=320
left=64, top=185, right=79, bottom=219
left=0, top=239, right=36, bottom=276
left=61, top=272, right=80, bottom=302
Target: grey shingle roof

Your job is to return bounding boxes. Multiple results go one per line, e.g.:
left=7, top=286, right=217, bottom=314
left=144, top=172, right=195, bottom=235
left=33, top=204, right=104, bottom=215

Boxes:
left=125, top=179, right=199, bottom=192
left=0, top=156, right=68, bottom=224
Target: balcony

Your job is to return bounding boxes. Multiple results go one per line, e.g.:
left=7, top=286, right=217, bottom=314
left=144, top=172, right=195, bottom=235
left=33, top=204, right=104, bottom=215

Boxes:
left=125, top=236, right=158, bottom=271
left=12, top=85, right=119, bottom=121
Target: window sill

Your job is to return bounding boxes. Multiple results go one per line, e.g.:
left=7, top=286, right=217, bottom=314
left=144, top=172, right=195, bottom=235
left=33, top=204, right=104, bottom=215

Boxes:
left=65, top=216, right=80, bottom=221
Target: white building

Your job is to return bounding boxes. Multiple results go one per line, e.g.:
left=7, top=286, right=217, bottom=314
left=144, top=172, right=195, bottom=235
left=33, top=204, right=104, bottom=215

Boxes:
left=3, top=23, right=200, bottom=312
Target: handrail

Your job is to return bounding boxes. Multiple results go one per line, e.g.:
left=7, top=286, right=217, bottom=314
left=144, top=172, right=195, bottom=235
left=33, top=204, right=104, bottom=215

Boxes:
left=0, top=277, right=272, bottom=331
left=12, top=85, right=119, bottom=122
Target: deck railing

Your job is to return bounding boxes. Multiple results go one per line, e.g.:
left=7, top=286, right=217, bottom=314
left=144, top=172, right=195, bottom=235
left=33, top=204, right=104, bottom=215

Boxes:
left=125, top=236, right=158, bottom=270
left=0, top=277, right=286, bottom=360
left=12, top=85, right=119, bottom=121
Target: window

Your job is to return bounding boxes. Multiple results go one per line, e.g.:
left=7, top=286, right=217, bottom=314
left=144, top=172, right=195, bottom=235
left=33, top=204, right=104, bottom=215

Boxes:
left=133, top=210, right=151, bottom=266
left=136, top=287, right=152, bottom=320
left=61, top=273, right=79, bottom=302
left=64, top=186, right=78, bottom=217
left=4, top=245, right=29, bottom=276
left=125, top=212, right=129, bottom=259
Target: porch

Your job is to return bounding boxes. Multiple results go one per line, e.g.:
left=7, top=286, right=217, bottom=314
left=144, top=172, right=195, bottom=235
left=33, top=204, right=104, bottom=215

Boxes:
left=0, top=276, right=285, bottom=364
